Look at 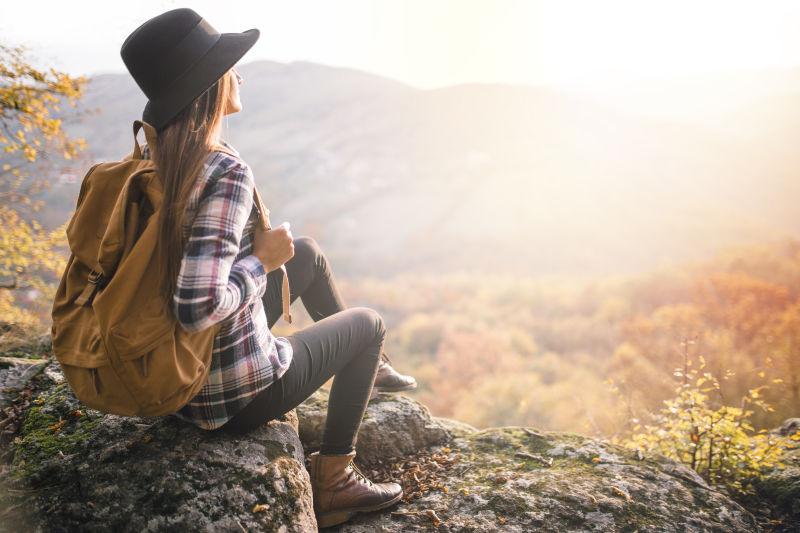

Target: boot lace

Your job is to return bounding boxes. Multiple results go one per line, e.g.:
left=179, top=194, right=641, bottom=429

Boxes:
left=348, top=460, right=373, bottom=486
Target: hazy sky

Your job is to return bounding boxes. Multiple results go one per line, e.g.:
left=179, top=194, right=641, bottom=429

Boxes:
left=2, top=0, right=800, bottom=89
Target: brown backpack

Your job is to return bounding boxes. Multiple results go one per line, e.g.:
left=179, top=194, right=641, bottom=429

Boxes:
left=50, top=119, right=291, bottom=417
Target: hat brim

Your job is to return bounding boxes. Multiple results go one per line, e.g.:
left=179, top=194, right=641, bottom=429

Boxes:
left=143, top=28, right=259, bottom=131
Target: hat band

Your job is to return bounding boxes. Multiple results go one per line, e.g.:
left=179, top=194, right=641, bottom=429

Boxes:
left=152, top=18, right=221, bottom=97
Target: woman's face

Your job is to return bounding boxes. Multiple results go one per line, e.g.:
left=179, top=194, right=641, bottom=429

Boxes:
left=224, top=68, right=243, bottom=115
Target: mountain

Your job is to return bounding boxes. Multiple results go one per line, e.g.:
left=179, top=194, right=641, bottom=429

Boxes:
left=41, top=61, right=800, bottom=279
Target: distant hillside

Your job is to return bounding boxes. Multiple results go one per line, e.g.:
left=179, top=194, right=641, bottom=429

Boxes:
left=42, top=60, right=800, bottom=279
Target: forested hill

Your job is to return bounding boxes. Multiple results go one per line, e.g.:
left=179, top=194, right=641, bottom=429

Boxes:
left=43, top=60, right=800, bottom=279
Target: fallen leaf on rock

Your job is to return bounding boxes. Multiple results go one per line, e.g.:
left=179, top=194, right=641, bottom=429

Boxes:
left=375, top=448, right=459, bottom=504
left=425, top=509, right=442, bottom=527
left=392, top=508, right=445, bottom=528
left=514, top=451, right=553, bottom=466
left=611, top=486, right=632, bottom=502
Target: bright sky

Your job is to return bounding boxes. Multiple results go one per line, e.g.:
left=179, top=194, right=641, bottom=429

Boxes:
left=2, top=0, right=800, bottom=89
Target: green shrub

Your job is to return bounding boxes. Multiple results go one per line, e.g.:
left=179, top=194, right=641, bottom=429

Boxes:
left=614, top=336, right=797, bottom=496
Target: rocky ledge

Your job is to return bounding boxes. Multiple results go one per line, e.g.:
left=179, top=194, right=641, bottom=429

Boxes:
left=0, top=353, right=796, bottom=532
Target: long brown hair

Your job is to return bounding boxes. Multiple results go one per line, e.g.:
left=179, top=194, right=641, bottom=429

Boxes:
left=150, top=68, right=236, bottom=308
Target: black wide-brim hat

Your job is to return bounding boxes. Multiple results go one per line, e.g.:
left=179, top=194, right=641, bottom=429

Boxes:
left=120, top=8, right=259, bottom=132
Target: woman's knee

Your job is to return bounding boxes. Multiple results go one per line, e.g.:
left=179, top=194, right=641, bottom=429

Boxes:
left=348, top=306, right=386, bottom=344
left=292, top=235, right=322, bottom=264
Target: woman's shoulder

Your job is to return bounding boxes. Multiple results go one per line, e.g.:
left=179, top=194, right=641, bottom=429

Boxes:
left=209, top=138, right=241, bottom=161
left=206, top=139, right=251, bottom=176
left=138, top=139, right=251, bottom=189
left=207, top=149, right=251, bottom=181
left=203, top=148, right=255, bottom=201
left=217, top=138, right=239, bottom=156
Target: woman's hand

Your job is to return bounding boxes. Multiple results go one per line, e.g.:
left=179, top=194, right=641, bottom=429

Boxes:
left=252, top=221, right=294, bottom=273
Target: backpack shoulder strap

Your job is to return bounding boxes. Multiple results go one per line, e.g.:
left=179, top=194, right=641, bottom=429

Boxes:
left=245, top=168, right=293, bottom=325
left=131, top=120, right=158, bottom=159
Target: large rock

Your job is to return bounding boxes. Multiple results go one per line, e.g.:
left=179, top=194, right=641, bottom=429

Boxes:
left=296, top=388, right=452, bottom=465
left=432, top=416, right=479, bottom=437
left=749, top=418, right=800, bottom=532
left=0, top=356, right=48, bottom=411
left=773, top=418, right=800, bottom=438
left=337, top=427, right=761, bottom=532
left=0, top=360, right=316, bottom=532
left=0, top=347, right=777, bottom=532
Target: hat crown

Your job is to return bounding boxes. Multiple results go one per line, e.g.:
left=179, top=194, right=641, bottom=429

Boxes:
left=120, top=7, right=259, bottom=131
left=120, top=8, right=220, bottom=100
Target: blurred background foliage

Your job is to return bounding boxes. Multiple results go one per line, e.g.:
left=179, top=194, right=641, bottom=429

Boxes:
left=0, top=43, right=87, bottom=348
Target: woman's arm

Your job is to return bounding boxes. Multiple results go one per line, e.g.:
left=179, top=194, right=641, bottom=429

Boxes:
left=172, top=159, right=268, bottom=332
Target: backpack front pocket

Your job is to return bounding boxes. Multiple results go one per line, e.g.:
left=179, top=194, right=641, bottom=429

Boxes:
left=106, top=306, right=217, bottom=416
left=51, top=319, right=142, bottom=416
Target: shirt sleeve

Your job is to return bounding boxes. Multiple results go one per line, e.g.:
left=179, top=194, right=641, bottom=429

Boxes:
left=172, top=158, right=268, bottom=333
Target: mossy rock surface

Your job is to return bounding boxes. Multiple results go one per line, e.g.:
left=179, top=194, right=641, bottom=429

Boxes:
left=747, top=420, right=800, bottom=532
left=336, top=426, right=761, bottom=532
left=0, top=361, right=315, bottom=532
left=1, top=344, right=791, bottom=532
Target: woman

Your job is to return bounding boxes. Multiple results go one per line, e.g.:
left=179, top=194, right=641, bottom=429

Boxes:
left=120, top=8, right=417, bottom=528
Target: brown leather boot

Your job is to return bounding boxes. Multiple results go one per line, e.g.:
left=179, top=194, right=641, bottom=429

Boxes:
left=308, top=450, right=403, bottom=528
left=370, top=351, right=417, bottom=400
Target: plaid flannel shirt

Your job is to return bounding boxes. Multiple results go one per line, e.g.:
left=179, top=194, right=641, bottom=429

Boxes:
left=141, top=140, right=293, bottom=430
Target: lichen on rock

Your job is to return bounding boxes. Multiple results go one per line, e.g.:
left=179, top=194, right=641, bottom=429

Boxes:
left=335, top=426, right=762, bottom=532
left=1, top=361, right=315, bottom=532
left=1, top=345, right=793, bottom=532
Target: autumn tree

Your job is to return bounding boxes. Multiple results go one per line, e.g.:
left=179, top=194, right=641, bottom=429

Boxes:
left=0, top=42, right=88, bottom=346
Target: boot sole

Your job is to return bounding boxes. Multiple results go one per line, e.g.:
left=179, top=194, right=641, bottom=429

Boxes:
left=316, top=490, right=404, bottom=528
left=372, top=382, right=418, bottom=393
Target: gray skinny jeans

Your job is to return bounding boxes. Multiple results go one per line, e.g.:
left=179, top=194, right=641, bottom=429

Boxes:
left=220, top=236, right=385, bottom=455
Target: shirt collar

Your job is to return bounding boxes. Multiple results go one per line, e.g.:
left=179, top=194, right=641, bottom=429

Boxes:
left=217, top=138, right=240, bottom=157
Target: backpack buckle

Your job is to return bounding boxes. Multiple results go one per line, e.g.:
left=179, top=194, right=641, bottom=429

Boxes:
left=75, top=270, right=108, bottom=307
left=88, top=270, right=109, bottom=289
